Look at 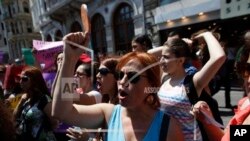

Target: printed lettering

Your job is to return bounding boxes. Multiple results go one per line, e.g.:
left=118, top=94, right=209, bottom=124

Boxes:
left=234, top=129, right=247, bottom=136
left=63, top=83, right=71, bottom=93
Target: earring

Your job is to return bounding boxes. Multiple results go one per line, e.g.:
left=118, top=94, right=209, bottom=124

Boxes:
left=146, top=94, right=154, bottom=105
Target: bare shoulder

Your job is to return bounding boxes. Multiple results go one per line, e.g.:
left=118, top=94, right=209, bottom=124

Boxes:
left=96, top=103, right=116, bottom=121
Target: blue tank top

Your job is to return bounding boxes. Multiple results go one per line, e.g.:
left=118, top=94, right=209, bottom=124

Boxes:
left=106, top=105, right=166, bottom=141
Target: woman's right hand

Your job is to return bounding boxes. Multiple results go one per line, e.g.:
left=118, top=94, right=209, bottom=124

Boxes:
left=62, top=32, right=90, bottom=63
left=20, top=93, right=28, bottom=102
left=66, top=127, right=89, bottom=141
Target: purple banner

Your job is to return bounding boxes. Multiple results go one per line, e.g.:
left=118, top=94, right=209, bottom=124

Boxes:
left=0, top=51, right=4, bottom=64
left=42, top=72, right=56, bottom=93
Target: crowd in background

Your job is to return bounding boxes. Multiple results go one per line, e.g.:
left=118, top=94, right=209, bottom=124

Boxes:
left=0, top=10, right=250, bottom=141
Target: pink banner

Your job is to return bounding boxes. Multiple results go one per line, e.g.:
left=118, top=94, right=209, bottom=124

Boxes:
left=33, top=40, right=63, bottom=73
left=33, top=40, right=63, bottom=51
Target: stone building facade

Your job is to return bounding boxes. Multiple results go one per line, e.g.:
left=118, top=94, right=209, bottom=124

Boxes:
left=0, top=0, right=41, bottom=63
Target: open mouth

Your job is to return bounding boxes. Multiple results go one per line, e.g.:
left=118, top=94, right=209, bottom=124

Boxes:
left=96, top=81, right=102, bottom=91
left=118, top=90, right=129, bottom=99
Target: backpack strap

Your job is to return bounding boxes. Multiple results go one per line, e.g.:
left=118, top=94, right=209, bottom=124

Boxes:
left=183, top=74, right=199, bottom=105
left=159, top=114, right=170, bottom=141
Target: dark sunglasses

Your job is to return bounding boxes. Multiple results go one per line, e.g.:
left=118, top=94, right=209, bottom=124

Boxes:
left=98, top=68, right=111, bottom=76
left=117, top=71, right=147, bottom=84
left=20, top=75, right=29, bottom=82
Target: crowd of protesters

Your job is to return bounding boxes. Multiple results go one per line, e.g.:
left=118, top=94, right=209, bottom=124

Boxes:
left=0, top=5, right=250, bottom=141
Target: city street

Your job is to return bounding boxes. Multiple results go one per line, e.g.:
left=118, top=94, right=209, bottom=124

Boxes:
left=213, top=87, right=245, bottom=127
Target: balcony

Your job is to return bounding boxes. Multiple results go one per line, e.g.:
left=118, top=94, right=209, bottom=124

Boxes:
left=45, top=0, right=91, bottom=22
left=0, top=0, right=13, bottom=5
left=8, top=32, right=41, bottom=42
left=13, top=12, right=31, bottom=20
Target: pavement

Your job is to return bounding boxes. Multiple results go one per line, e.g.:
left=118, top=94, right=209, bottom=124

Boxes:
left=212, top=87, right=245, bottom=126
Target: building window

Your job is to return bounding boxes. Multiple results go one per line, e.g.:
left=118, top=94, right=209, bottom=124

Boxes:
left=12, top=6, right=16, bottom=14
left=55, top=30, right=63, bottom=41
left=4, top=38, right=7, bottom=45
left=44, top=1, right=47, bottom=11
left=11, top=22, right=15, bottom=34
left=23, top=1, right=29, bottom=13
left=91, top=14, right=107, bottom=54
left=15, top=23, right=19, bottom=34
left=27, top=22, right=32, bottom=33
left=20, top=21, right=23, bottom=33
left=8, top=6, right=12, bottom=18
left=46, top=34, right=52, bottom=41
left=113, top=3, right=134, bottom=54
left=18, top=41, right=22, bottom=51
left=1, top=23, right=4, bottom=30
left=6, top=24, right=10, bottom=32
left=70, top=21, right=82, bottom=32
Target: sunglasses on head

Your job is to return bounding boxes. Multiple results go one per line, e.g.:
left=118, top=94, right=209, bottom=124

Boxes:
left=20, top=75, right=29, bottom=82
left=117, top=71, right=147, bottom=84
left=98, top=68, right=111, bottom=76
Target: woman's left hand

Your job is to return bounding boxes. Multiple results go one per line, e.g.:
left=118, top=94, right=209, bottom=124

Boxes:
left=190, top=101, right=213, bottom=123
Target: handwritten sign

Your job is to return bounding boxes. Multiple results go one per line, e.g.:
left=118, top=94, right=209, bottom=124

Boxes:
left=33, top=40, right=63, bottom=72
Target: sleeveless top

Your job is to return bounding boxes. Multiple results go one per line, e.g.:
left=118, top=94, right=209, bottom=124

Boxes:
left=222, top=97, right=250, bottom=141
left=107, top=105, right=167, bottom=141
left=158, top=80, right=202, bottom=141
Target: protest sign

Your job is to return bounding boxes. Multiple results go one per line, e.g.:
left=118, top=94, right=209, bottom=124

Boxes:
left=33, top=40, right=63, bottom=72
left=22, top=48, right=35, bottom=65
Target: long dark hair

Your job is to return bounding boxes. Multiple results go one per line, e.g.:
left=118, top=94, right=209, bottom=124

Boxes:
left=101, top=57, right=119, bottom=104
left=23, top=66, right=50, bottom=97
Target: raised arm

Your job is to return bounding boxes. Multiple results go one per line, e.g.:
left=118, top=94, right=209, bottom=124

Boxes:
left=147, top=46, right=165, bottom=60
left=73, top=92, right=98, bottom=105
left=51, top=32, right=113, bottom=128
left=193, top=32, right=226, bottom=96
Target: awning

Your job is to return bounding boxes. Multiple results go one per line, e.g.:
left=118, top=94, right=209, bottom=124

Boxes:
left=154, top=0, right=220, bottom=24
